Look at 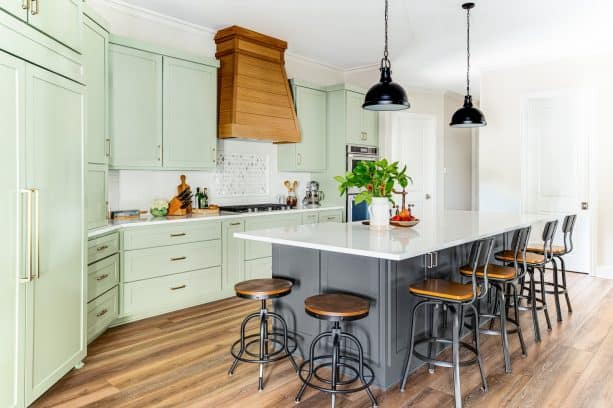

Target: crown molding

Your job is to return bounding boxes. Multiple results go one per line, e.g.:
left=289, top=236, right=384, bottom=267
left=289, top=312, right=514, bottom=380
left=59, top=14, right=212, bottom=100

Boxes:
left=285, top=51, right=344, bottom=72
left=343, top=63, right=380, bottom=73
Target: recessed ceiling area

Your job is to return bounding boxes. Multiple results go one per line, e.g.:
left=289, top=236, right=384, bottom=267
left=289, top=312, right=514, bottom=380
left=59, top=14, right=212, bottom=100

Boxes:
left=114, top=0, right=613, bottom=92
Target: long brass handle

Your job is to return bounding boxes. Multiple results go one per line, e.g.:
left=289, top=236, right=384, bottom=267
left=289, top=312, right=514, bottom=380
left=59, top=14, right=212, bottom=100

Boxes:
left=22, top=0, right=29, bottom=10
left=30, top=0, right=38, bottom=15
left=105, top=139, right=111, bottom=158
left=32, top=188, right=40, bottom=280
left=170, top=232, right=186, bottom=237
left=96, top=308, right=108, bottom=318
left=170, top=284, right=186, bottom=291
left=20, top=189, right=33, bottom=283
left=230, top=222, right=241, bottom=226
left=96, top=273, right=109, bottom=281
left=157, top=144, right=162, bottom=161
left=96, top=244, right=109, bottom=252
left=170, top=256, right=186, bottom=262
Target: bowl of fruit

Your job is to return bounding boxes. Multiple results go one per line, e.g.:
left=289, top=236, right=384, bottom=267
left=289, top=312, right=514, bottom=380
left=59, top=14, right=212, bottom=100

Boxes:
left=390, top=190, right=419, bottom=227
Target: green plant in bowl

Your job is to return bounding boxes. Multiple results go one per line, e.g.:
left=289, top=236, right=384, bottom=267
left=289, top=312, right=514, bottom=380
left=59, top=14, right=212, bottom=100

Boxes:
left=150, top=199, right=169, bottom=217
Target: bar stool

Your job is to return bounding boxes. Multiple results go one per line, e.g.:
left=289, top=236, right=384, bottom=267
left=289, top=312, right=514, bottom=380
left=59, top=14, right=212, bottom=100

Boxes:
left=294, top=293, right=378, bottom=408
left=228, top=278, right=298, bottom=391
left=527, top=214, right=576, bottom=321
left=461, top=227, right=530, bottom=373
left=496, top=220, right=558, bottom=343
left=401, top=238, right=495, bottom=408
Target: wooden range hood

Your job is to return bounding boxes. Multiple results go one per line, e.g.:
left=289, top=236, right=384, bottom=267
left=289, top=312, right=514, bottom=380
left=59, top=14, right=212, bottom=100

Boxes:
left=215, top=26, right=301, bottom=143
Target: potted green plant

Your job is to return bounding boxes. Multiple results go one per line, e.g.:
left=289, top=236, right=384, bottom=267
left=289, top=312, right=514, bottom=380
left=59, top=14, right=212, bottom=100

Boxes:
left=335, top=159, right=412, bottom=228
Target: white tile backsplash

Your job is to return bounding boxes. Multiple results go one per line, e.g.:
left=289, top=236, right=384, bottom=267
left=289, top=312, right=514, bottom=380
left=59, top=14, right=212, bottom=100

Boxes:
left=108, top=139, right=315, bottom=211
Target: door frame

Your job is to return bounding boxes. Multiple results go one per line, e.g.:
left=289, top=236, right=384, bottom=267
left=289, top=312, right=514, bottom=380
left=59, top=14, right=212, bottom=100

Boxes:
left=519, top=88, right=598, bottom=276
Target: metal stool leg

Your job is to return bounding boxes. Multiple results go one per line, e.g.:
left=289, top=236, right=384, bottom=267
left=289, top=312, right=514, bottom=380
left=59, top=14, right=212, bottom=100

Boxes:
left=400, top=300, right=425, bottom=392
left=511, top=283, right=527, bottom=356
left=470, top=303, right=488, bottom=392
left=269, top=311, right=299, bottom=373
left=258, top=306, right=267, bottom=391
left=551, top=259, right=563, bottom=322
left=499, top=284, right=511, bottom=373
left=559, top=256, right=573, bottom=313
left=342, top=331, right=378, bottom=407
left=451, top=305, right=462, bottom=408
left=528, top=268, right=542, bottom=343
left=427, top=304, right=440, bottom=373
left=295, top=331, right=330, bottom=402
left=539, top=267, right=552, bottom=331
left=228, top=312, right=260, bottom=376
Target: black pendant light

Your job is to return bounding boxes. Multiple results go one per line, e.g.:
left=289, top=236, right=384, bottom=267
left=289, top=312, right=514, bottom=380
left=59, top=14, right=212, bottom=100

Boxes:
left=450, top=2, right=486, bottom=128
left=363, top=0, right=409, bottom=111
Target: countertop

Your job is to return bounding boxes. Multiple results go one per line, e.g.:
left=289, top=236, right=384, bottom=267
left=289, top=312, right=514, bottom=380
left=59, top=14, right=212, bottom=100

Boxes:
left=234, top=210, right=547, bottom=261
left=87, top=206, right=344, bottom=239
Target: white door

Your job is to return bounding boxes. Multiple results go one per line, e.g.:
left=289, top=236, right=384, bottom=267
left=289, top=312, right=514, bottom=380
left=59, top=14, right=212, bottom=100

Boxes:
left=522, top=90, right=592, bottom=273
left=386, top=112, right=437, bottom=221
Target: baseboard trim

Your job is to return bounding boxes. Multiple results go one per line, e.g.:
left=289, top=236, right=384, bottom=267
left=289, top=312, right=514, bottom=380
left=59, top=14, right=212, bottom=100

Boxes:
left=596, top=266, right=613, bottom=279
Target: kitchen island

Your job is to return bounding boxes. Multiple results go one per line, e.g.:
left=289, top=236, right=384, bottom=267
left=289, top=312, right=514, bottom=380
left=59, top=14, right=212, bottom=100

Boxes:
left=235, top=210, right=544, bottom=388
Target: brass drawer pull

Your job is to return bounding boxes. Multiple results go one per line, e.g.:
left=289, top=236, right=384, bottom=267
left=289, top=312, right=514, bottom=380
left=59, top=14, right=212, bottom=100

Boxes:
left=170, top=256, right=186, bottom=262
left=22, top=0, right=28, bottom=10
left=170, top=233, right=187, bottom=237
left=96, top=273, right=109, bottom=281
left=96, top=308, right=108, bottom=318
left=170, top=284, right=187, bottom=291
left=230, top=222, right=241, bottom=226
left=96, top=244, right=109, bottom=251
left=30, top=0, right=38, bottom=15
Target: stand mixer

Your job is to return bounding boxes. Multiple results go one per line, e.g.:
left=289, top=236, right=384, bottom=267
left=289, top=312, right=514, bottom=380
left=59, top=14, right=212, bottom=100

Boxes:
left=302, top=180, right=325, bottom=208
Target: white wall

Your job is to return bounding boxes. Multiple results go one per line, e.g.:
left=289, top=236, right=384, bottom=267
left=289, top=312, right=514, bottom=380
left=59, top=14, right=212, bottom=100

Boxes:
left=479, top=54, right=613, bottom=277
left=444, top=92, right=473, bottom=210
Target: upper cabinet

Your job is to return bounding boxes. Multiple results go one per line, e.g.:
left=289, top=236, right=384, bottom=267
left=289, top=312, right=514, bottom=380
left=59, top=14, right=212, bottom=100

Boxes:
left=108, top=38, right=219, bottom=170
left=163, top=57, right=217, bottom=169
left=0, top=0, right=82, bottom=51
left=278, top=80, right=327, bottom=172
left=83, top=15, right=109, bottom=165
left=327, top=85, right=379, bottom=147
left=109, top=44, right=163, bottom=169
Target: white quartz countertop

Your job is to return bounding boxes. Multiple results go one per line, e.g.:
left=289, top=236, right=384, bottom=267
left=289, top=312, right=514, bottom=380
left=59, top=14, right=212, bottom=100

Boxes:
left=234, top=210, right=547, bottom=261
left=87, top=206, right=344, bottom=239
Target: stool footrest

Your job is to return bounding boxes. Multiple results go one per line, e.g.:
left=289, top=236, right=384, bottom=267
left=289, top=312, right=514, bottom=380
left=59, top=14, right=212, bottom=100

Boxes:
left=412, top=338, right=479, bottom=368
left=298, top=355, right=375, bottom=394
left=230, top=332, right=296, bottom=364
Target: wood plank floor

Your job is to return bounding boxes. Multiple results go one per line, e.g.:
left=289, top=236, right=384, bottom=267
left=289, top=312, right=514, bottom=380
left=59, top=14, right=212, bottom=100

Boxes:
left=33, top=273, right=613, bottom=408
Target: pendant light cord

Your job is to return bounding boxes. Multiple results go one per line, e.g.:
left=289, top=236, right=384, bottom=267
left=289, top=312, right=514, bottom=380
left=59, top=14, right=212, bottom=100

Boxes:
left=466, top=6, right=471, bottom=96
left=382, top=0, right=390, bottom=68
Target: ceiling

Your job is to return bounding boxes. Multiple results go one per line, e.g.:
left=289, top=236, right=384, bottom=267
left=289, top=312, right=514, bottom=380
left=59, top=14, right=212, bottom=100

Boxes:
left=116, top=0, right=613, bottom=93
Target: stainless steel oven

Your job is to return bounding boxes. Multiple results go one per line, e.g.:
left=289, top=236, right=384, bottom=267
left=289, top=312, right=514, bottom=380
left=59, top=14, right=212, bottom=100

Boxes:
left=346, top=145, right=378, bottom=222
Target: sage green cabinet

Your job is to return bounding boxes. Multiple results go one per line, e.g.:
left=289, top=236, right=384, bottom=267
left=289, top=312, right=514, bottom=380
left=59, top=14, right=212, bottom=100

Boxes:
left=0, top=0, right=27, bottom=21
left=245, top=258, right=273, bottom=280
left=223, top=219, right=245, bottom=292
left=317, top=209, right=343, bottom=223
left=86, top=164, right=108, bottom=230
left=24, top=63, right=85, bottom=405
left=109, top=44, right=163, bottom=169
left=87, top=286, right=118, bottom=343
left=302, top=212, right=319, bottom=224
left=163, top=57, right=217, bottom=169
left=279, top=80, right=327, bottom=172
left=28, top=0, right=82, bottom=52
left=327, top=85, right=379, bottom=147
left=83, top=15, right=109, bottom=165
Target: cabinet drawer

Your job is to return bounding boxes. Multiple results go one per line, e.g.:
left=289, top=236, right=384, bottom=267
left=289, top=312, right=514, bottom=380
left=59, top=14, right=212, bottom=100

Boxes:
left=88, top=254, right=119, bottom=302
left=123, top=240, right=221, bottom=282
left=245, top=258, right=272, bottom=280
left=301, top=212, right=319, bottom=224
left=88, top=233, right=119, bottom=265
left=122, top=221, right=221, bottom=250
left=318, top=210, right=343, bottom=223
left=88, top=286, right=119, bottom=343
left=121, top=267, right=222, bottom=317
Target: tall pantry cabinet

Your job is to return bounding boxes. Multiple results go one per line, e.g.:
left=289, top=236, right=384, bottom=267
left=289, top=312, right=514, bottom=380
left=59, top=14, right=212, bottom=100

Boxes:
left=0, top=10, right=85, bottom=408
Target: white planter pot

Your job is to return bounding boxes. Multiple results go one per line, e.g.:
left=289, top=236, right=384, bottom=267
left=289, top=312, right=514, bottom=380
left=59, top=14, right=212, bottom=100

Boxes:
left=368, top=197, right=390, bottom=229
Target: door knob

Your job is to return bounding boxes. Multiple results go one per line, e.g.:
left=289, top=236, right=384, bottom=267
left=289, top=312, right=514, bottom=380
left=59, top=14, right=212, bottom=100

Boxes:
left=581, top=202, right=589, bottom=210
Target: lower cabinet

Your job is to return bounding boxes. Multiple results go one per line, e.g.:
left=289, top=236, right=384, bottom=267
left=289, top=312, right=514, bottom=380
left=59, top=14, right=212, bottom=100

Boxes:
left=86, top=164, right=108, bottom=229
left=245, top=258, right=273, bottom=280
left=223, top=219, right=245, bottom=293
left=87, top=287, right=119, bottom=342
left=317, top=209, right=343, bottom=223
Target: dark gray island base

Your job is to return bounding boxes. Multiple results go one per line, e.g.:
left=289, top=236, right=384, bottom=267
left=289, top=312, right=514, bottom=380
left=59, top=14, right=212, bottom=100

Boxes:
left=271, top=232, right=512, bottom=389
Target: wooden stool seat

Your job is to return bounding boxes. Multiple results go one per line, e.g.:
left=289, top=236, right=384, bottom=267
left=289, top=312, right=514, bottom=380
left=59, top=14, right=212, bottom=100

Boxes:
left=304, top=293, right=370, bottom=321
left=460, top=264, right=516, bottom=280
left=526, top=244, right=565, bottom=255
left=495, top=250, right=545, bottom=265
left=234, top=278, right=292, bottom=299
left=409, top=279, right=478, bottom=302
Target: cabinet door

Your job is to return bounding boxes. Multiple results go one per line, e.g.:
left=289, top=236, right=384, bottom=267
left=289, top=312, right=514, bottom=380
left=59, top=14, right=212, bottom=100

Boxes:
left=25, top=64, right=85, bottom=404
left=362, top=109, right=379, bottom=147
left=0, top=50, right=26, bottom=408
left=345, top=91, right=364, bottom=144
left=163, top=57, right=217, bottom=169
left=0, top=0, right=28, bottom=21
left=294, top=86, right=326, bottom=171
left=86, top=164, right=107, bottom=230
left=83, top=16, right=109, bottom=165
left=109, top=45, right=162, bottom=169
left=27, top=0, right=82, bottom=52
left=245, top=258, right=273, bottom=280
left=222, top=219, right=245, bottom=291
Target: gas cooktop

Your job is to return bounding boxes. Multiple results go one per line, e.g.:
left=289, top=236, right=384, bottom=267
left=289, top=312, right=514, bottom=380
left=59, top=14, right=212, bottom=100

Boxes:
left=219, top=203, right=291, bottom=213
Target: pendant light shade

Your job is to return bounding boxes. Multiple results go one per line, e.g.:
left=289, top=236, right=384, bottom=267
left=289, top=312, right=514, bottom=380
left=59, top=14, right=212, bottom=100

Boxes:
left=450, top=2, right=486, bottom=128
left=363, top=0, right=409, bottom=111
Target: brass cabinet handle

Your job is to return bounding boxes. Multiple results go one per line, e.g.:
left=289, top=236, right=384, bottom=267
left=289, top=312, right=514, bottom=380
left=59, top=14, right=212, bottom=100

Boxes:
left=96, top=308, right=108, bottom=318
left=170, top=256, right=186, bottom=262
left=96, top=244, right=109, bottom=251
left=230, top=222, right=241, bottom=226
left=96, top=273, right=109, bottom=281
left=170, top=232, right=186, bottom=237
left=170, top=284, right=186, bottom=291
left=105, top=138, right=111, bottom=158
left=22, top=0, right=29, bottom=10
left=32, top=188, right=40, bottom=279
left=30, top=0, right=38, bottom=15
left=20, top=189, right=33, bottom=283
